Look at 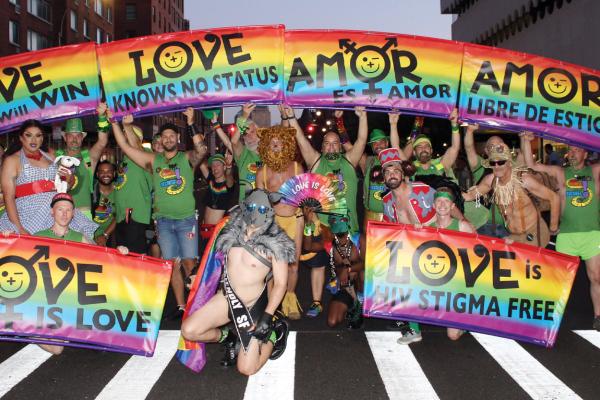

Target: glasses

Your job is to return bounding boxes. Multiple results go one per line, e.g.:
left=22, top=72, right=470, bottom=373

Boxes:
left=245, top=203, right=269, bottom=214
left=489, top=160, right=507, bottom=167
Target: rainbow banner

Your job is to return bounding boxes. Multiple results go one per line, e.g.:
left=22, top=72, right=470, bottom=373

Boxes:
left=363, top=221, right=580, bottom=347
left=459, top=43, right=600, bottom=149
left=0, top=235, right=172, bottom=356
left=284, top=30, right=464, bottom=116
left=0, top=42, right=100, bottom=134
left=97, top=25, right=285, bottom=118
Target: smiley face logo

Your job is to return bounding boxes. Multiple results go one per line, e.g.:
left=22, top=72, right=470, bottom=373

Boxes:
left=412, top=240, right=457, bottom=286
left=359, top=50, right=384, bottom=77
left=0, top=257, right=37, bottom=305
left=153, top=41, right=194, bottom=79
left=538, top=68, right=577, bottom=104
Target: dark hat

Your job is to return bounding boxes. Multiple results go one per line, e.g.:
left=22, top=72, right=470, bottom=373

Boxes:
left=50, top=193, right=74, bottom=208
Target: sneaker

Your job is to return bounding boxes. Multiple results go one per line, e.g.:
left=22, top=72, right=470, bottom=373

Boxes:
left=163, top=305, right=184, bottom=321
left=594, top=316, right=600, bottom=331
left=219, top=331, right=239, bottom=367
left=286, top=292, right=302, bottom=320
left=386, top=320, right=408, bottom=331
left=396, top=328, right=422, bottom=345
left=306, top=302, right=323, bottom=318
left=269, top=318, right=289, bottom=360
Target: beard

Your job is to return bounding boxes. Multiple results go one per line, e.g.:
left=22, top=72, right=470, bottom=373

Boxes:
left=324, top=151, right=342, bottom=161
left=417, top=151, right=431, bottom=163
left=262, top=149, right=291, bottom=173
left=385, top=178, right=401, bottom=190
left=163, top=143, right=178, bottom=152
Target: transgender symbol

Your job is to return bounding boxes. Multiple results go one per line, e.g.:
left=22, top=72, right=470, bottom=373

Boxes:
left=338, top=37, right=398, bottom=99
left=0, top=246, right=49, bottom=329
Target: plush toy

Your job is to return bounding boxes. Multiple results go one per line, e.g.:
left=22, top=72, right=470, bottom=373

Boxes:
left=54, top=155, right=80, bottom=193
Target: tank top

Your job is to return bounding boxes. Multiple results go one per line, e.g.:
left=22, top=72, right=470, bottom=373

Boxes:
left=561, top=165, right=600, bottom=233
left=363, top=156, right=385, bottom=213
left=36, top=228, right=84, bottom=242
left=234, top=147, right=262, bottom=202
left=152, top=152, right=196, bottom=219
left=207, top=176, right=233, bottom=211
left=432, top=218, right=460, bottom=231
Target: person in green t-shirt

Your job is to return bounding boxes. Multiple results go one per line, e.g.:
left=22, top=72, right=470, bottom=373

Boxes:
left=521, top=132, right=600, bottom=331
left=111, top=110, right=208, bottom=320
left=212, top=103, right=262, bottom=202
left=52, top=103, right=110, bottom=218
left=282, top=104, right=369, bottom=236
left=92, top=161, right=116, bottom=247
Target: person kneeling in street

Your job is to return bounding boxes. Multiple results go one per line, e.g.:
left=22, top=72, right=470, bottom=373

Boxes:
left=181, top=189, right=295, bottom=375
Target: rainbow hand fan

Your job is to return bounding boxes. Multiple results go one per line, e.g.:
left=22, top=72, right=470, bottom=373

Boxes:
left=278, top=173, right=347, bottom=214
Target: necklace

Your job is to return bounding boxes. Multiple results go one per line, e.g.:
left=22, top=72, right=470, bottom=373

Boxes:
left=24, top=151, right=42, bottom=161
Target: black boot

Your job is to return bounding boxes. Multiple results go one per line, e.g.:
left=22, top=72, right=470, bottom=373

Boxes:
left=269, top=317, right=289, bottom=360
left=347, top=299, right=364, bottom=330
left=219, top=330, right=239, bottom=367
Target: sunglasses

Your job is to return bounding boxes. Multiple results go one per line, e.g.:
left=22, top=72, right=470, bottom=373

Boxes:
left=489, top=160, right=507, bottom=167
left=245, top=203, right=269, bottom=214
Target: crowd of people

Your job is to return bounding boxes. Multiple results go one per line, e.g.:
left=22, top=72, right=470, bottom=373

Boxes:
left=1, top=101, right=599, bottom=375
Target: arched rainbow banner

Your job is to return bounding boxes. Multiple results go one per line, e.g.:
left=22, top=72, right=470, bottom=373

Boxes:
left=1, top=25, right=599, bottom=149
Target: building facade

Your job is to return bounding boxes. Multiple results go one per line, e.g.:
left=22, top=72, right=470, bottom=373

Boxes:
left=441, top=0, right=600, bottom=70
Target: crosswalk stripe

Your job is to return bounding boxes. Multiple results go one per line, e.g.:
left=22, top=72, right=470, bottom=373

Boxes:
left=243, top=332, right=296, bottom=400
left=471, top=332, right=581, bottom=400
left=95, top=331, right=180, bottom=400
left=573, top=330, right=600, bottom=349
left=0, top=344, right=53, bottom=397
left=366, top=332, right=439, bottom=400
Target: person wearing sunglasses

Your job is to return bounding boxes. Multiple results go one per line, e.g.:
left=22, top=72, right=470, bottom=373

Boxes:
left=521, top=132, right=600, bottom=331
left=462, top=143, right=559, bottom=248
left=181, top=189, right=294, bottom=375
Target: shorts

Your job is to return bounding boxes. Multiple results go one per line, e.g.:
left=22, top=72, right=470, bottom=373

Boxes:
left=275, top=212, right=301, bottom=240
left=331, top=289, right=354, bottom=309
left=300, top=250, right=328, bottom=268
left=556, top=231, right=600, bottom=261
left=156, top=215, right=198, bottom=260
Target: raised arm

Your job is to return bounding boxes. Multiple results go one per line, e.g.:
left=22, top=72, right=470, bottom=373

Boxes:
left=462, top=173, right=493, bottom=202
left=110, top=118, right=155, bottom=171
left=440, top=108, right=461, bottom=169
left=199, top=161, right=209, bottom=180
left=282, top=104, right=320, bottom=167
left=224, top=152, right=234, bottom=188
left=520, top=132, right=563, bottom=181
left=464, top=123, right=480, bottom=171
left=121, top=114, right=140, bottom=146
left=187, top=133, right=208, bottom=168
left=345, top=106, right=368, bottom=167
left=231, top=103, right=255, bottom=158
left=388, top=112, right=407, bottom=160
left=88, top=102, right=110, bottom=168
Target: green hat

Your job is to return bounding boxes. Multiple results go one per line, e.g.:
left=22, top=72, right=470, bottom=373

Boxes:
left=63, top=118, right=86, bottom=137
left=328, top=214, right=349, bottom=234
left=413, top=134, right=431, bottom=148
left=368, top=128, right=388, bottom=144
left=208, top=153, right=225, bottom=166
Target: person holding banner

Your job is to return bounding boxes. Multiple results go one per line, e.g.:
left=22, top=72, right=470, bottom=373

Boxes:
left=282, top=104, right=368, bottom=237
left=53, top=103, right=110, bottom=218
left=0, top=120, right=98, bottom=239
left=379, top=146, right=427, bottom=343
left=110, top=115, right=208, bottom=320
left=521, top=133, right=600, bottom=330
left=92, top=161, right=117, bottom=247
left=462, top=143, right=559, bottom=248
left=181, top=189, right=293, bottom=376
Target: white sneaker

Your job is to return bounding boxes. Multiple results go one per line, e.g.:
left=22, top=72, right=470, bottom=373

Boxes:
left=397, top=328, right=423, bottom=345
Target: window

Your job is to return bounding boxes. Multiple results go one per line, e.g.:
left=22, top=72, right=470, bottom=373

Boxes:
left=27, top=30, right=49, bottom=51
left=9, top=0, right=17, bottom=5
left=28, top=0, right=51, bottom=22
left=125, top=4, right=136, bottom=20
left=9, top=20, right=19, bottom=45
left=70, top=10, right=77, bottom=31
left=83, top=19, right=89, bottom=38
left=96, top=27, right=103, bottom=44
left=94, top=0, right=103, bottom=16
left=105, top=33, right=111, bottom=42
left=85, top=0, right=89, bottom=7
left=106, top=6, right=112, bottom=23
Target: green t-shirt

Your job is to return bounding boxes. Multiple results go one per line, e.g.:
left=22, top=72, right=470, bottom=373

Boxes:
left=234, top=147, right=262, bottom=202
left=432, top=218, right=460, bottom=231
left=114, top=155, right=153, bottom=224
left=93, top=189, right=116, bottom=237
left=363, top=156, right=385, bottom=213
left=561, top=165, right=600, bottom=233
left=313, top=155, right=359, bottom=234
left=36, top=228, right=84, bottom=243
left=152, top=152, right=196, bottom=220
left=472, top=155, right=485, bottom=184
left=413, top=157, right=457, bottom=181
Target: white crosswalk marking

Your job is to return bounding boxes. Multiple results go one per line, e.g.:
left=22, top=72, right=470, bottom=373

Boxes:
left=0, top=344, right=53, bottom=397
left=95, top=331, right=180, bottom=400
left=471, top=332, right=581, bottom=400
left=243, top=332, right=296, bottom=400
left=573, top=330, right=600, bottom=349
left=366, top=332, right=439, bottom=400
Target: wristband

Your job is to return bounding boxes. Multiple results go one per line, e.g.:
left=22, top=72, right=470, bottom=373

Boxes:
left=451, top=125, right=459, bottom=133
left=303, top=225, right=313, bottom=236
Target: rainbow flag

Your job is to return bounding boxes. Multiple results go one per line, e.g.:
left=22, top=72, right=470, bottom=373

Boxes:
left=284, top=30, right=463, bottom=117
left=459, top=43, right=600, bottom=149
left=177, top=218, right=228, bottom=372
left=0, top=42, right=100, bottom=134
left=0, top=235, right=172, bottom=356
left=363, top=221, right=580, bottom=347
left=97, top=25, right=285, bottom=118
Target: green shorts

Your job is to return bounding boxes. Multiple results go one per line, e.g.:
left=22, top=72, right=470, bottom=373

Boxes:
left=556, top=231, right=600, bottom=261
